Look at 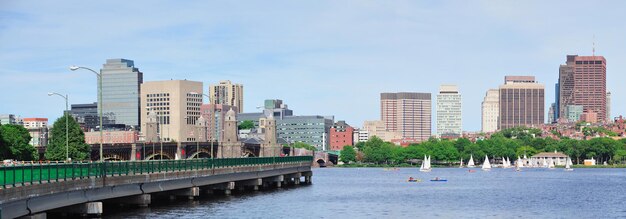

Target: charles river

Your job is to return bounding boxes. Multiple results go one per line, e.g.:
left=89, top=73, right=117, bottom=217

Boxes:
left=105, top=168, right=626, bottom=218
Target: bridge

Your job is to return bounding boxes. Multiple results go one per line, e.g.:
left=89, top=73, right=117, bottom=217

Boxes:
left=0, top=156, right=313, bottom=219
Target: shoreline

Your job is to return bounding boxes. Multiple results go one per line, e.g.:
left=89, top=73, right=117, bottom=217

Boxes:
left=335, top=164, right=626, bottom=168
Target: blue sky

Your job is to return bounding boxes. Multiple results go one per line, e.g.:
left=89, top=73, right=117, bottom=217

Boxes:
left=1, top=1, right=625, bottom=132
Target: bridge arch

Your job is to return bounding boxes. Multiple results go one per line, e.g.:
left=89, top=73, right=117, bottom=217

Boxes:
left=145, top=153, right=173, bottom=160
left=316, top=159, right=327, bottom=167
left=188, top=151, right=213, bottom=159
left=242, top=149, right=256, bottom=157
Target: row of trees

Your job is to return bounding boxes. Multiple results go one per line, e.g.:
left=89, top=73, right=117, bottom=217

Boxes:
left=340, top=127, right=626, bottom=165
left=0, top=114, right=90, bottom=161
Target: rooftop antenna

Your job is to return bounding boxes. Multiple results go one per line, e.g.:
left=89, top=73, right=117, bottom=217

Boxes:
left=592, top=34, right=596, bottom=57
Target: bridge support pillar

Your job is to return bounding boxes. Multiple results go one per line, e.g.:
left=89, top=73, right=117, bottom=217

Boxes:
left=174, top=187, right=200, bottom=200
left=109, top=194, right=151, bottom=207
left=263, top=175, right=283, bottom=189
left=17, top=212, right=46, bottom=219
left=236, top=178, right=262, bottom=191
left=52, top=202, right=102, bottom=217
left=284, top=173, right=302, bottom=185
left=303, top=171, right=313, bottom=184
left=207, top=182, right=235, bottom=196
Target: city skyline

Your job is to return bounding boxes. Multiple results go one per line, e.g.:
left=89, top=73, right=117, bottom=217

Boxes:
left=2, top=1, right=626, bottom=132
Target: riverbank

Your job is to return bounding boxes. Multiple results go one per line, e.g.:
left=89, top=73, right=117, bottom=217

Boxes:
left=336, top=164, right=626, bottom=168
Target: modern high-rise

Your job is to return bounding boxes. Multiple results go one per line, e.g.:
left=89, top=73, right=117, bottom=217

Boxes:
left=558, top=55, right=607, bottom=123
left=481, top=89, right=499, bottom=133
left=498, top=76, right=545, bottom=130
left=100, top=59, right=143, bottom=129
left=276, top=115, right=334, bottom=151
left=380, top=92, right=431, bottom=141
left=140, top=80, right=203, bottom=142
left=209, top=80, right=244, bottom=113
left=436, top=85, right=462, bottom=137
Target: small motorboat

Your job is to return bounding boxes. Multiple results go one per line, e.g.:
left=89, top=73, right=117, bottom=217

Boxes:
left=468, top=169, right=476, bottom=173
left=430, top=177, right=447, bottom=182
left=407, top=177, right=421, bottom=182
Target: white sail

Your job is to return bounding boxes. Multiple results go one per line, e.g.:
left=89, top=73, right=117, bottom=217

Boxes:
left=482, top=155, right=491, bottom=171
left=517, top=156, right=523, bottom=167
left=565, top=157, right=573, bottom=171
left=420, top=155, right=431, bottom=172
left=459, top=158, right=464, bottom=168
left=468, top=155, right=475, bottom=167
left=515, top=158, right=521, bottom=171
left=542, top=158, right=548, bottom=168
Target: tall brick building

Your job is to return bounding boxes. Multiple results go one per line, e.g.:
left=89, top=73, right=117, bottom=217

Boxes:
left=558, top=55, right=607, bottom=123
left=329, top=121, right=354, bottom=151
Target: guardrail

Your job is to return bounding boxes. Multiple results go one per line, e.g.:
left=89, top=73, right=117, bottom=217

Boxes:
left=0, top=156, right=313, bottom=188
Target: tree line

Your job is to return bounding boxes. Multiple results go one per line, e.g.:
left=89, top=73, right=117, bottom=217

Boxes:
left=340, top=127, right=626, bottom=165
left=0, top=114, right=90, bottom=162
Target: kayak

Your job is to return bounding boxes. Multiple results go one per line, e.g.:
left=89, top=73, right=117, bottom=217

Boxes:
left=408, top=179, right=422, bottom=182
left=430, top=179, right=447, bottom=182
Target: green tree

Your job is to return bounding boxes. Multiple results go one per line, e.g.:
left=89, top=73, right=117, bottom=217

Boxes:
left=0, top=124, right=37, bottom=160
left=45, top=114, right=91, bottom=161
left=515, top=146, right=537, bottom=158
left=354, top=141, right=366, bottom=151
left=292, top=142, right=317, bottom=151
left=238, top=120, right=255, bottom=130
left=362, top=136, right=393, bottom=164
left=340, top=146, right=356, bottom=164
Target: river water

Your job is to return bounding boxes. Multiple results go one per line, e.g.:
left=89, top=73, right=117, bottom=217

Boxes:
left=105, top=168, right=626, bottom=218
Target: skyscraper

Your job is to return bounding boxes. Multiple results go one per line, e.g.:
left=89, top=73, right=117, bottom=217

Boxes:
left=209, top=80, right=244, bottom=113
left=558, top=55, right=607, bottom=123
left=436, top=85, right=462, bottom=137
left=140, top=80, right=203, bottom=142
left=481, top=89, right=499, bottom=133
left=498, top=76, right=544, bottom=130
left=100, top=59, right=143, bottom=129
left=380, top=92, right=431, bottom=141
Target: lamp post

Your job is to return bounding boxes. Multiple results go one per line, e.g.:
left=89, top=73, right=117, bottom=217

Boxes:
left=48, top=92, right=69, bottom=161
left=70, top=65, right=103, bottom=162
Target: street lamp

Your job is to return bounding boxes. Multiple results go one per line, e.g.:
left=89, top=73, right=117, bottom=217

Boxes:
left=48, top=92, right=69, bottom=161
left=70, top=65, right=103, bottom=162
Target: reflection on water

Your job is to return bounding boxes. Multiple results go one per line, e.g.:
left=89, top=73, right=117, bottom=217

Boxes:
left=105, top=168, right=626, bottom=218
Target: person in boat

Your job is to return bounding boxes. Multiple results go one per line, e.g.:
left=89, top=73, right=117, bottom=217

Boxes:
left=409, top=177, right=414, bottom=181
left=433, top=177, right=440, bottom=181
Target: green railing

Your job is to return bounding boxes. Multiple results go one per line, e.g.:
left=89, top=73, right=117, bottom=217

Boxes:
left=0, top=156, right=313, bottom=188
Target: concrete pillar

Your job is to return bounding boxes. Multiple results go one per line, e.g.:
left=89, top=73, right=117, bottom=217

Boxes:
left=110, top=194, right=151, bottom=207
left=131, top=143, right=137, bottom=161
left=173, top=187, right=200, bottom=200
left=52, top=202, right=102, bottom=217
left=208, top=182, right=235, bottom=196
left=263, top=175, right=283, bottom=188
left=17, top=213, right=46, bottom=219
left=236, top=179, right=262, bottom=191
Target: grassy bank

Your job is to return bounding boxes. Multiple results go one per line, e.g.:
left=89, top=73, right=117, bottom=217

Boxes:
left=570, top=164, right=626, bottom=168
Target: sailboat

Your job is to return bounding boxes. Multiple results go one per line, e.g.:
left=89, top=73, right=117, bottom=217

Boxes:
left=565, top=157, right=574, bottom=171
left=459, top=158, right=464, bottom=168
left=420, top=155, right=432, bottom=172
left=467, top=155, right=475, bottom=168
left=542, top=158, right=548, bottom=168
left=482, top=155, right=492, bottom=171
left=515, top=158, right=522, bottom=172
left=517, top=156, right=523, bottom=167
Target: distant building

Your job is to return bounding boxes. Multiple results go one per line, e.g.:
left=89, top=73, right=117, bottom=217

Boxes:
left=565, top=105, right=583, bottom=122
left=381, top=92, right=431, bottom=141
left=140, top=80, right=203, bottom=142
left=531, top=151, right=568, bottom=166
left=85, top=130, right=138, bottom=144
left=0, top=114, right=21, bottom=125
left=436, top=85, right=462, bottom=138
left=276, top=115, right=334, bottom=151
left=209, top=80, right=244, bottom=113
left=67, top=102, right=114, bottom=132
left=580, top=111, right=598, bottom=124
left=606, top=92, right=612, bottom=123
left=199, top=104, right=239, bottom=142
left=363, top=120, right=402, bottom=143
left=481, top=89, right=499, bottom=133
left=353, top=129, right=369, bottom=143
left=498, top=76, right=544, bottom=130
left=238, top=99, right=293, bottom=127
left=22, top=118, right=48, bottom=147
left=100, top=59, right=143, bottom=129
left=558, top=55, right=607, bottom=123
left=548, top=103, right=556, bottom=124
left=329, top=121, right=354, bottom=151
left=554, top=82, right=560, bottom=122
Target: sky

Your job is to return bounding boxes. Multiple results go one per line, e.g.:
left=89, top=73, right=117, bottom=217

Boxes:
left=1, top=0, right=625, bottom=132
